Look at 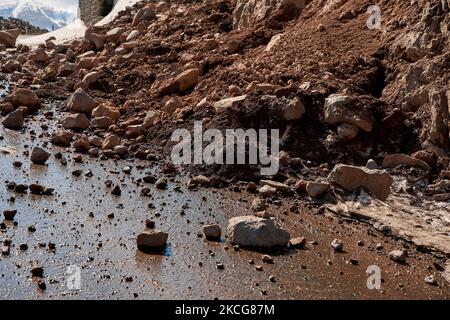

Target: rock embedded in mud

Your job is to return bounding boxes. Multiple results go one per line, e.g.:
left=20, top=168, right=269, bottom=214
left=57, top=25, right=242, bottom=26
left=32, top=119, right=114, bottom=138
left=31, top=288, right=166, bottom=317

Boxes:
left=0, top=29, right=19, bottom=48
left=306, top=181, right=330, bottom=198
left=324, top=94, right=374, bottom=133
left=260, top=180, right=290, bottom=192
left=337, top=123, right=359, bottom=140
left=331, top=239, right=344, bottom=252
left=388, top=250, right=406, bottom=263
left=289, top=237, right=306, bottom=249
left=3, top=210, right=17, bottom=221
left=233, top=0, right=304, bottom=29
left=67, top=88, right=97, bottom=114
left=6, top=88, right=41, bottom=112
left=29, top=184, right=44, bottom=195
left=328, top=164, right=393, bottom=201
left=132, top=8, right=157, bottom=27
left=282, top=98, right=305, bottom=121
left=227, top=216, right=290, bottom=248
left=382, top=153, right=431, bottom=171
left=204, top=224, right=222, bottom=240
left=258, top=185, right=277, bottom=197
left=102, top=134, right=121, bottom=150
left=137, top=230, right=168, bottom=250
left=30, top=147, right=50, bottom=165
left=31, top=264, right=44, bottom=277
left=92, top=102, right=120, bottom=122
left=61, top=113, right=90, bottom=130
left=2, top=108, right=24, bottom=130
left=213, top=95, right=247, bottom=113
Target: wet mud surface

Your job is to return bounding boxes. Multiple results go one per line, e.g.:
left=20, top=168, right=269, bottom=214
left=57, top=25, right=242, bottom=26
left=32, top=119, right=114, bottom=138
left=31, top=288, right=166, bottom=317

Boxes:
left=0, top=109, right=449, bottom=299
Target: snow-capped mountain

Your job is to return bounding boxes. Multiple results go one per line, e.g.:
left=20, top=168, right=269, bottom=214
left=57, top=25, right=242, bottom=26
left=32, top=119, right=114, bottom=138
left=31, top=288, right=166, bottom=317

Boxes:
left=0, top=0, right=77, bottom=31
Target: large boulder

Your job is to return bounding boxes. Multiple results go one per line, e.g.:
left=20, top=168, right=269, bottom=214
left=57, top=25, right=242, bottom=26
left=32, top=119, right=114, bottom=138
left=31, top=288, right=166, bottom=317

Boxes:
left=227, top=216, right=290, bottom=248
left=67, top=88, right=97, bottom=114
left=6, top=89, right=41, bottom=112
left=0, top=29, right=19, bottom=48
left=324, top=94, right=374, bottom=132
left=233, top=0, right=305, bottom=29
left=328, top=164, right=393, bottom=201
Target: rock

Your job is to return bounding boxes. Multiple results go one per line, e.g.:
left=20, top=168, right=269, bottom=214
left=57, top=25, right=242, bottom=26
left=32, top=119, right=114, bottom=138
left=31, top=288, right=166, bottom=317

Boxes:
left=260, top=180, right=290, bottom=192
left=6, top=89, right=41, bottom=112
left=29, top=184, right=44, bottom=195
left=102, top=134, right=121, bottom=150
left=258, top=185, right=277, bottom=197
left=251, top=198, right=266, bottom=212
left=174, top=68, right=201, bottom=92
left=337, top=123, right=359, bottom=140
left=262, top=255, right=274, bottom=264
left=411, top=150, right=437, bottom=168
left=2, top=59, right=20, bottom=73
left=424, top=275, right=437, bottom=286
left=366, top=159, right=378, bottom=169
left=190, top=175, right=211, bottom=186
left=265, top=33, right=283, bottom=52
left=132, top=8, right=157, bottom=27
left=143, top=110, right=161, bottom=128
left=233, top=0, right=305, bottom=29
left=137, top=230, right=168, bottom=250
left=324, top=94, right=374, bottom=132
left=306, top=181, right=330, bottom=198
left=82, top=71, right=100, bottom=88
left=331, top=239, right=344, bottom=252
left=92, top=102, right=120, bottom=122
left=289, top=237, right=306, bottom=249
left=28, top=48, right=49, bottom=62
left=213, top=95, right=247, bottom=113
left=31, top=147, right=50, bottom=164
left=106, top=27, right=125, bottom=43
left=2, top=108, right=23, bottom=130
left=0, top=29, right=19, bottom=48
left=67, top=88, right=97, bottom=114
left=111, top=185, right=121, bottom=196
left=155, top=178, right=168, bottom=189
left=382, top=154, right=431, bottom=171
left=3, top=210, right=17, bottom=221
left=30, top=264, right=44, bottom=277
left=51, top=131, right=73, bottom=146
left=282, top=98, right=305, bottom=121
left=92, top=116, right=114, bottom=129
left=227, top=216, right=290, bottom=248
left=163, top=97, right=182, bottom=115
left=388, top=249, right=406, bottom=263
left=328, top=164, right=393, bottom=201
left=61, top=113, right=89, bottom=130
left=203, top=224, right=222, bottom=240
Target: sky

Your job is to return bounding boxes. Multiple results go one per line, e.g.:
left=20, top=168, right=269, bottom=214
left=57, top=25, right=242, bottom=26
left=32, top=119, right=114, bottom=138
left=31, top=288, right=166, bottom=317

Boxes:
left=2, top=0, right=78, bottom=12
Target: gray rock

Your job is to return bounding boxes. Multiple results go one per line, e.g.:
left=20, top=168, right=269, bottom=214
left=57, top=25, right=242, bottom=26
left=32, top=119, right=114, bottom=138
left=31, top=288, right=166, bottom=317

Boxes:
left=331, top=239, right=344, bottom=252
left=227, top=216, right=290, bottom=248
left=67, top=88, right=97, bottom=114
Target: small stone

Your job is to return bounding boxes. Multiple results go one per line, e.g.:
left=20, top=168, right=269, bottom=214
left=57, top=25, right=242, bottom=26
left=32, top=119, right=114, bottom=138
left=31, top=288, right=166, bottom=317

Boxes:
left=111, top=185, right=121, bottom=196
left=3, top=210, right=17, bottom=220
left=388, top=250, right=406, bottom=263
left=31, top=147, right=50, bottom=164
left=262, top=255, right=274, bottom=264
left=289, top=237, right=306, bottom=249
left=424, top=275, right=437, bottom=286
left=331, top=239, right=344, bottom=252
left=203, top=224, right=221, bottom=240
left=137, top=230, right=168, bottom=250
left=31, top=264, right=44, bottom=277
